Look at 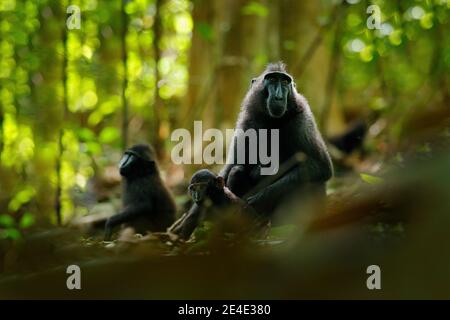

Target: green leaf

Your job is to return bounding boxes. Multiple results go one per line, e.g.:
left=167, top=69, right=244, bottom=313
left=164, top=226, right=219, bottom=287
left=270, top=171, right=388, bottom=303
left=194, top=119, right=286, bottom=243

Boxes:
left=0, top=214, right=15, bottom=227
left=360, top=173, right=384, bottom=185
left=0, top=228, right=21, bottom=240
left=241, top=2, right=268, bottom=17
left=197, top=22, right=214, bottom=41
left=99, top=127, right=120, bottom=144
left=8, top=186, right=36, bottom=212
left=76, top=128, right=96, bottom=142
left=86, top=141, right=102, bottom=155
left=19, top=212, right=35, bottom=229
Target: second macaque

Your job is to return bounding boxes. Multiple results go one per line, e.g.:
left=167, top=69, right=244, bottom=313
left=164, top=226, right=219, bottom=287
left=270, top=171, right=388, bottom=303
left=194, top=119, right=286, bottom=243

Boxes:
left=169, top=169, right=250, bottom=240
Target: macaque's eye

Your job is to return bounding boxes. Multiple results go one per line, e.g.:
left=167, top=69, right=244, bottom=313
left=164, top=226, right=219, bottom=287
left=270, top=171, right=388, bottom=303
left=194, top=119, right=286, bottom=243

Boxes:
left=281, top=79, right=289, bottom=85
left=188, top=182, right=208, bottom=196
left=268, top=77, right=276, bottom=82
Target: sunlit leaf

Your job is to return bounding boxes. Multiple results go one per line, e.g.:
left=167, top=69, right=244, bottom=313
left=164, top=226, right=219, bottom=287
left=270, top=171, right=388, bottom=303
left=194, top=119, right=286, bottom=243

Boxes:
left=174, top=13, right=193, bottom=34
left=389, top=29, right=403, bottom=46
left=86, top=141, right=102, bottom=155
left=0, top=0, right=15, bottom=11
left=241, top=2, right=268, bottom=17
left=360, top=173, right=384, bottom=185
left=420, top=13, right=434, bottom=29
left=19, top=212, right=35, bottom=229
left=76, top=128, right=96, bottom=142
left=8, top=186, right=36, bottom=212
left=99, top=127, right=120, bottom=144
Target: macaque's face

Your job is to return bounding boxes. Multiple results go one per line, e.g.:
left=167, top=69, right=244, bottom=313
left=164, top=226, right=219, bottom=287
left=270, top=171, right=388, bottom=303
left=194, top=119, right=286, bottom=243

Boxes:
left=188, top=170, right=224, bottom=204
left=119, top=145, right=155, bottom=177
left=188, top=182, right=209, bottom=204
left=263, top=72, right=292, bottom=118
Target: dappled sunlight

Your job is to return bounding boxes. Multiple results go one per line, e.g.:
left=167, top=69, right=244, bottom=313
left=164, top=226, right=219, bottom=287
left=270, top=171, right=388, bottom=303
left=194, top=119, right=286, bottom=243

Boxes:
left=0, top=0, right=449, bottom=300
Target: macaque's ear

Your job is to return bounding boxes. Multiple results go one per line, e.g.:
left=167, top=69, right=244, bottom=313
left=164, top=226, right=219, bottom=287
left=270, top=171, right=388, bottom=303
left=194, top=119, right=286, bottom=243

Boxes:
left=216, top=176, right=225, bottom=189
left=250, top=78, right=257, bottom=87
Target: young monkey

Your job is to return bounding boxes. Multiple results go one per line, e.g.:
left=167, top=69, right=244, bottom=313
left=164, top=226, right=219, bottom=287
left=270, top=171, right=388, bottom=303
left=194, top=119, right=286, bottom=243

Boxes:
left=168, top=169, right=250, bottom=240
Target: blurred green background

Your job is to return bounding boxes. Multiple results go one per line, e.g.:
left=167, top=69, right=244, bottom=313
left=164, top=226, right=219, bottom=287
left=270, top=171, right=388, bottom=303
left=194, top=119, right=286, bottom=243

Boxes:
left=0, top=0, right=449, bottom=240
left=0, top=0, right=450, bottom=300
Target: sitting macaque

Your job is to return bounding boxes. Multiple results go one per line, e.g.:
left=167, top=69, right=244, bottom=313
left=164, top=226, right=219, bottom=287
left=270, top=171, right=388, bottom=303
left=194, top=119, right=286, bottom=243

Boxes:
left=220, top=62, right=333, bottom=217
left=189, top=169, right=244, bottom=207
left=104, top=144, right=176, bottom=241
left=168, top=169, right=250, bottom=240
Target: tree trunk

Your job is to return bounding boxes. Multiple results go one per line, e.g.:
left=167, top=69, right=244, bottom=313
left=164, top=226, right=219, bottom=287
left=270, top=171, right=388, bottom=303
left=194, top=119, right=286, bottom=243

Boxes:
left=120, top=0, right=129, bottom=151
left=153, top=0, right=165, bottom=159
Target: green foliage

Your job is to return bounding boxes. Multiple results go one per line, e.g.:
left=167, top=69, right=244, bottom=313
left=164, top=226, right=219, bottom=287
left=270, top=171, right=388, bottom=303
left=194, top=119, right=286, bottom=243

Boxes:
left=19, top=212, right=35, bottom=229
left=8, top=186, right=36, bottom=211
left=0, top=0, right=192, bottom=224
left=0, top=214, right=15, bottom=228
left=0, top=0, right=448, bottom=229
left=0, top=228, right=21, bottom=240
left=0, top=211, right=35, bottom=241
left=360, top=173, right=384, bottom=185
left=196, top=22, right=213, bottom=41
left=241, top=2, right=269, bottom=17
left=99, top=127, right=120, bottom=145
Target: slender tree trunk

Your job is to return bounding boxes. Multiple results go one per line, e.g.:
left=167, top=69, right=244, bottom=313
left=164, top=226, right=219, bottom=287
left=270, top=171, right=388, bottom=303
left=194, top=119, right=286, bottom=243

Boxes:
left=55, top=16, right=69, bottom=226
left=214, top=0, right=247, bottom=125
left=153, top=0, right=164, bottom=158
left=320, top=5, right=345, bottom=135
left=267, top=0, right=280, bottom=61
left=179, top=0, right=216, bottom=130
left=121, top=0, right=129, bottom=151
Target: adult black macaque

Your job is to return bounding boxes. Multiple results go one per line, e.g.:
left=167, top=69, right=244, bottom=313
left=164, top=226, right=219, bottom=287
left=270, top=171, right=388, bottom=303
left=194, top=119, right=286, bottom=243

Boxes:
left=168, top=169, right=247, bottom=240
left=220, top=62, right=333, bottom=216
left=104, top=144, right=176, bottom=241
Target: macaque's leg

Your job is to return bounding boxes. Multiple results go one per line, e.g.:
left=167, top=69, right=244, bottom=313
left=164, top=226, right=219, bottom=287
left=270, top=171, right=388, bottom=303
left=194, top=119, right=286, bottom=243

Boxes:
left=227, top=165, right=253, bottom=197
left=168, top=204, right=203, bottom=240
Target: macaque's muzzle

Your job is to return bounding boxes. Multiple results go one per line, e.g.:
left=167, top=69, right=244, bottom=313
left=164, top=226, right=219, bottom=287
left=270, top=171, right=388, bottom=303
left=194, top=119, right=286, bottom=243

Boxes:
left=267, top=100, right=287, bottom=118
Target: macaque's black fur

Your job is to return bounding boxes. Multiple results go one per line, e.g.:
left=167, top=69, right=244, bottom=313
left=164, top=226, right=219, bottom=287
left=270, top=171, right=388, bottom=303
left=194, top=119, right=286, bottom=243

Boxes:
left=169, top=169, right=244, bottom=240
left=328, top=120, right=367, bottom=154
left=104, top=144, right=176, bottom=240
left=189, top=169, right=240, bottom=206
left=220, top=62, right=333, bottom=216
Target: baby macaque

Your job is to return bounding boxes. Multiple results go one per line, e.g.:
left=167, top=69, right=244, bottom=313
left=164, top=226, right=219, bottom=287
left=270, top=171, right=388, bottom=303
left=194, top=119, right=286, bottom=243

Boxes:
left=168, top=169, right=249, bottom=240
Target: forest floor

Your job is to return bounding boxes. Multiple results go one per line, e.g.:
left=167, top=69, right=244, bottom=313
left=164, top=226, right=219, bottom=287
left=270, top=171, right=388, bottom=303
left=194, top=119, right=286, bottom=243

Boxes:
left=1, top=146, right=450, bottom=299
